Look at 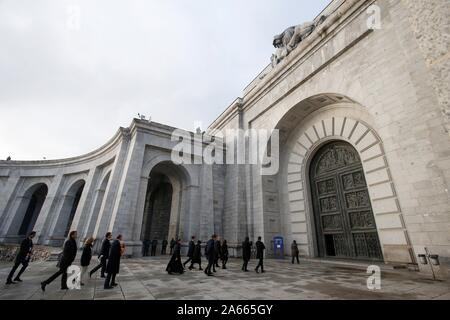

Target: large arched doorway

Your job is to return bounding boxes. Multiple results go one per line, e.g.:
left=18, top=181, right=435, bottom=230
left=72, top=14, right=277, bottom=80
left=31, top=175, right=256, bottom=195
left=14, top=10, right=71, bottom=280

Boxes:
left=141, top=162, right=186, bottom=248
left=142, top=173, right=173, bottom=241
left=18, top=184, right=48, bottom=237
left=310, top=141, right=383, bottom=261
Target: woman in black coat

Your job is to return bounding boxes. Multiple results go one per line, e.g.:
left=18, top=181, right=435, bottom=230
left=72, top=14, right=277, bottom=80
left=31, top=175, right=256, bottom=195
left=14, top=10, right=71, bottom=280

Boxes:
left=188, top=240, right=203, bottom=270
left=80, top=237, right=94, bottom=286
left=41, top=231, right=78, bottom=291
left=166, top=239, right=184, bottom=274
left=104, top=234, right=123, bottom=289
left=221, top=240, right=229, bottom=269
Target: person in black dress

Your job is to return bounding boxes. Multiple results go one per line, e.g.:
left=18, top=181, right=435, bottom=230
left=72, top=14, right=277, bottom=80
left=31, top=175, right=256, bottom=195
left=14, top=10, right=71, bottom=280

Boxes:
left=80, top=237, right=94, bottom=285
left=241, top=237, right=252, bottom=272
left=142, top=239, right=150, bottom=257
left=183, top=236, right=195, bottom=268
left=166, top=239, right=184, bottom=274
left=255, top=236, right=266, bottom=273
left=188, top=240, right=203, bottom=270
left=89, top=232, right=112, bottom=278
left=41, top=231, right=78, bottom=291
left=6, top=231, right=36, bottom=284
left=104, top=234, right=123, bottom=289
left=221, top=239, right=229, bottom=269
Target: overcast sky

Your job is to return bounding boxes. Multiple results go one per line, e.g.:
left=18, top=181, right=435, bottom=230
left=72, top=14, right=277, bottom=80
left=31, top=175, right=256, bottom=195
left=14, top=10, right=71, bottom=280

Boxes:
left=0, top=0, right=330, bottom=160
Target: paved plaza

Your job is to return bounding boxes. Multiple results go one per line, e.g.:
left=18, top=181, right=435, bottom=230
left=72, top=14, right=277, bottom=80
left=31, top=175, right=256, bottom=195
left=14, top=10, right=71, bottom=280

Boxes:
left=0, top=257, right=448, bottom=300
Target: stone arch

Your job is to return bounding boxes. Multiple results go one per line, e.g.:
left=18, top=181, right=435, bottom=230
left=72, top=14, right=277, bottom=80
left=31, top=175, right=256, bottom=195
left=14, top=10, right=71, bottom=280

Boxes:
left=278, top=102, right=415, bottom=264
left=131, top=153, right=197, bottom=255
left=48, top=179, right=85, bottom=246
left=11, top=183, right=49, bottom=239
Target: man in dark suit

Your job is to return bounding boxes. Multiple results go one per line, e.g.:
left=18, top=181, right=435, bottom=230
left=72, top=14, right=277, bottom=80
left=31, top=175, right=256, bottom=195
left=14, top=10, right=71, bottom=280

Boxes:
left=255, top=236, right=266, bottom=273
left=241, top=237, right=252, bottom=272
left=41, top=231, right=78, bottom=291
left=161, top=239, right=168, bottom=255
left=204, top=234, right=217, bottom=276
left=169, top=238, right=176, bottom=255
left=89, top=232, right=112, bottom=278
left=214, top=236, right=221, bottom=270
left=151, top=238, right=158, bottom=256
left=6, top=231, right=36, bottom=284
left=104, top=234, right=123, bottom=289
left=183, top=236, right=196, bottom=268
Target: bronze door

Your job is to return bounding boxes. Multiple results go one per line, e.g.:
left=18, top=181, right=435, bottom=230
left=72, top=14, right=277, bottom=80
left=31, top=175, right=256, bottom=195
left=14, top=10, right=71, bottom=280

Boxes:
left=310, top=141, right=383, bottom=261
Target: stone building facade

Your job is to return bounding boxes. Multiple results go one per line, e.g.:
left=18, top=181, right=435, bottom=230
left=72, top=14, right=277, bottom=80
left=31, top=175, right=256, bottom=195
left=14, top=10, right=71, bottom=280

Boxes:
left=0, top=0, right=449, bottom=273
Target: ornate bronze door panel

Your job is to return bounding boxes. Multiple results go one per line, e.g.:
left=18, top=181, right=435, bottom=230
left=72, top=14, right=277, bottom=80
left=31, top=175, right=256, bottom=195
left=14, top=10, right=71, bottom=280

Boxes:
left=310, top=141, right=383, bottom=261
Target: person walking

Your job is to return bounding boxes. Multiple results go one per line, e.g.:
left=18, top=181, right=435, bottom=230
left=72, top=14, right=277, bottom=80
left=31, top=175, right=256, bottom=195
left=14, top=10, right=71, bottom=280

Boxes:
left=220, top=239, right=229, bottom=269
left=214, top=236, right=221, bottom=270
left=104, top=235, right=123, bottom=289
left=80, top=237, right=94, bottom=286
left=161, top=239, right=168, bottom=255
left=204, top=234, right=216, bottom=276
left=255, top=236, right=266, bottom=273
left=142, top=239, right=150, bottom=257
left=166, top=239, right=184, bottom=274
left=291, top=240, right=300, bottom=264
left=188, top=240, right=203, bottom=270
left=6, top=231, right=36, bottom=284
left=183, top=236, right=195, bottom=268
left=241, top=237, right=252, bottom=272
left=151, top=238, right=158, bottom=256
left=89, top=232, right=112, bottom=278
left=41, top=231, right=78, bottom=291
left=169, top=238, right=176, bottom=255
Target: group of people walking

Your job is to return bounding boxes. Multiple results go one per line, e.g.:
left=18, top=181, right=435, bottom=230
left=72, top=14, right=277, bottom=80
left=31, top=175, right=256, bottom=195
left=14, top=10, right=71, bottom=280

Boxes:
left=165, top=234, right=270, bottom=276
left=5, top=230, right=125, bottom=292
left=5, top=231, right=303, bottom=290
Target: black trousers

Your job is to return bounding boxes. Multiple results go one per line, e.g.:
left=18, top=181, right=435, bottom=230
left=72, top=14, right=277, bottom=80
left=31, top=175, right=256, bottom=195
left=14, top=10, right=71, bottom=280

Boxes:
left=161, top=246, right=167, bottom=255
left=222, top=256, right=228, bottom=268
left=7, top=260, right=29, bottom=281
left=90, top=257, right=107, bottom=277
left=242, top=259, right=249, bottom=271
left=151, top=246, right=157, bottom=256
left=205, top=256, right=215, bottom=274
left=255, top=258, right=264, bottom=271
left=43, top=267, right=68, bottom=289
left=104, top=272, right=117, bottom=288
left=292, top=254, right=299, bottom=264
left=183, top=257, right=192, bottom=266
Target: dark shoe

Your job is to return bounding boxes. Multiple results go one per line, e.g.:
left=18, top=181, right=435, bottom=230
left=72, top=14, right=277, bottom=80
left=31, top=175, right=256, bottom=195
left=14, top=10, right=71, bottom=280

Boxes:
left=13, top=278, right=23, bottom=282
left=199, top=268, right=203, bottom=271
left=244, top=269, right=249, bottom=272
left=6, top=280, right=15, bottom=285
left=61, top=287, right=69, bottom=290
left=112, top=283, right=118, bottom=287
left=100, top=275, right=106, bottom=278
left=207, top=273, right=214, bottom=276
left=104, top=286, right=113, bottom=289
left=41, top=282, right=46, bottom=292
left=255, top=268, right=259, bottom=273
left=261, top=270, right=266, bottom=273
left=80, top=283, right=85, bottom=286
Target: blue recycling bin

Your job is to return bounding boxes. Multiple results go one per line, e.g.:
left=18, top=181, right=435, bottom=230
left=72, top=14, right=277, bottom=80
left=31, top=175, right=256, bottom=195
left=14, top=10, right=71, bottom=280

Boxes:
left=273, top=236, right=284, bottom=259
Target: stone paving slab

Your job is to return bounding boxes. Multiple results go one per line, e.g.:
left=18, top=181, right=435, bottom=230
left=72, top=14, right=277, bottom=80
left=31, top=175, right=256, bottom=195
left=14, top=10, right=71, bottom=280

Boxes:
left=0, top=257, right=448, bottom=300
